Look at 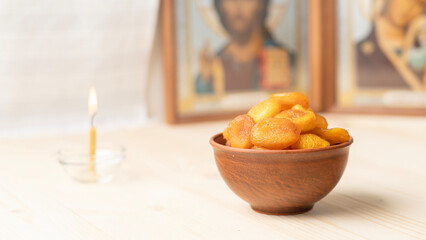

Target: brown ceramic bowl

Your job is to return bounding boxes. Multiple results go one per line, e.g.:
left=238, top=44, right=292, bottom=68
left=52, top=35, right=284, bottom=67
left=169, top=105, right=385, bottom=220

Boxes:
left=210, top=133, right=353, bottom=215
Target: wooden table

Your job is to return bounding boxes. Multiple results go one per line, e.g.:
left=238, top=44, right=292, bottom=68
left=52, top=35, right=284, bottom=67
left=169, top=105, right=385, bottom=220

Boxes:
left=0, top=114, right=425, bottom=239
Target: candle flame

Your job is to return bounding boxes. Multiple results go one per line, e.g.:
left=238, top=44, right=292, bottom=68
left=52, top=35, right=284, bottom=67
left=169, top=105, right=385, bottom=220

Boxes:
left=88, top=86, right=98, bottom=119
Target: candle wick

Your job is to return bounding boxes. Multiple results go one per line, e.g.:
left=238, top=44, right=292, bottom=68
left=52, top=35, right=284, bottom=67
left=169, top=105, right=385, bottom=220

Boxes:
left=90, top=115, right=96, bottom=126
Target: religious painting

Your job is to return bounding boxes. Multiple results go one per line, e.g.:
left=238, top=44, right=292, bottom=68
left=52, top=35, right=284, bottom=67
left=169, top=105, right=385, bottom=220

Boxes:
left=162, top=0, right=311, bottom=123
left=335, top=0, right=426, bottom=113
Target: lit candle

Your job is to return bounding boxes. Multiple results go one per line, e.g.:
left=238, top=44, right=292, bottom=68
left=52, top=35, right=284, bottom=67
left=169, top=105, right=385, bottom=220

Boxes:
left=88, top=86, right=98, bottom=173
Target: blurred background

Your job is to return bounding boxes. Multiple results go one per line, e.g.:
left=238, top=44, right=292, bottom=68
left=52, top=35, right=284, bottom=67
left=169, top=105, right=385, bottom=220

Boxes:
left=1, top=0, right=425, bottom=136
left=0, top=0, right=161, bottom=137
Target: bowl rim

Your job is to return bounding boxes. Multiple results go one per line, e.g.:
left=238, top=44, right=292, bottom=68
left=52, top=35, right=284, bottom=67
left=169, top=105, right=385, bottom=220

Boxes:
left=210, top=133, right=353, bottom=154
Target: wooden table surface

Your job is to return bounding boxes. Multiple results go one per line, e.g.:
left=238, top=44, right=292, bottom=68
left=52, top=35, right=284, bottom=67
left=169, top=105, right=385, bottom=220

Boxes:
left=0, top=114, right=425, bottom=239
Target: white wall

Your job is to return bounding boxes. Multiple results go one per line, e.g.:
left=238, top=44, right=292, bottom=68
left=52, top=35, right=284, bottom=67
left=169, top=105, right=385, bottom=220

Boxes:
left=0, top=0, right=159, bottom=137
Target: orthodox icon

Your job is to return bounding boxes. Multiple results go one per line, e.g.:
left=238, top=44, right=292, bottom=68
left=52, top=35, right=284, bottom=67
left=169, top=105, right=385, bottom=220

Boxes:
left=337, top=0, right=426, bottom=109
left=166, top=0, right=309, bottom=121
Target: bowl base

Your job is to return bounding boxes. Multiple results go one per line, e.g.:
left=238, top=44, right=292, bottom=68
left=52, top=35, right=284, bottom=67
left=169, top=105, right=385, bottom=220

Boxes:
left=251, top=205, right=313, bottom=215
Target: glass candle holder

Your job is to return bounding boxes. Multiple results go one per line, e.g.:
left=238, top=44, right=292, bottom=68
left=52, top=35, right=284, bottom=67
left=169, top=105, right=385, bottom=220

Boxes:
left=58, top=144, right=125, bottom=183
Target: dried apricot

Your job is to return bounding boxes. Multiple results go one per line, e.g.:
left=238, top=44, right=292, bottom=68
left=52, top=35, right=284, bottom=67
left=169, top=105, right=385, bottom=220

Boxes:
left=315, top=114, right=328, bottom=129
left=223, top=127, right=229, bottom=140
left=311, top=128, right=350, bottom=145
left=274, top=105, right=316, bottom=133
left=269, top=92, right=309, bottom=110
left=247, top=99, right=281, bottom=123
left=291, top=104, right=307, bottom=111
left=223, top=114, right=255, bottom=149
left=250, top=118, right=301, bottom=150
left=291, top=134, right=330, bottom=149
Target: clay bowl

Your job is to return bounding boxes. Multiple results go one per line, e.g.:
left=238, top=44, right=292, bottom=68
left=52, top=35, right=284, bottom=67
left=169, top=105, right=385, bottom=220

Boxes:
left=210, top=133, right=353, bottom=215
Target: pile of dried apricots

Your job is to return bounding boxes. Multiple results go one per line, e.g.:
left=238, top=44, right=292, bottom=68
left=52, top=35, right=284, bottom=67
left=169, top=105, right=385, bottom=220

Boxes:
left=223, top=92, right=350, bottom=150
